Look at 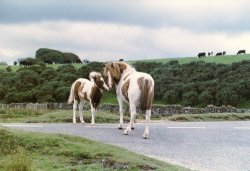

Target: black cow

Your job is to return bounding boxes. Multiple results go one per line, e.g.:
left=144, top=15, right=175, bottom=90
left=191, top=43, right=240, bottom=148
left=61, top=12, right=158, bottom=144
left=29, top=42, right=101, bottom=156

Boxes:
left=19, top=60, right=32, bottom=66
left=237, top=50, right=246, bottom=55
left=119, top=58, right=124, bottom=61
left=44, top=60, right=53, bottom=64
left=198, top=52, right=206, bottom=58
left=223, top=51, right=226, bottom=55
left=216, top=52, right=223, bottom=56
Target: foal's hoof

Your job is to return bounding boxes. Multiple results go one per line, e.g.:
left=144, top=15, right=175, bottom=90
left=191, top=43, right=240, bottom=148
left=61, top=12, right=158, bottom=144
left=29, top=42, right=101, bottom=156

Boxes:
left=131, top=127, right=135, bottom=130
left=118, top=127, right=123, bottom=130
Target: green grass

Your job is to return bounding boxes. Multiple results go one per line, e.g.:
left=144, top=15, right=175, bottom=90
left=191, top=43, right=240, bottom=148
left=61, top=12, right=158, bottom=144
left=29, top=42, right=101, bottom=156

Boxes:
left=2, top=54, right=250, bottom=73
left=0, top=128, right=188, bottom=171
left=0, top=109, right=130, bottom=124
left=167, top=113, right=250, bottom=122
left=128, top=54, right=250, bottom=65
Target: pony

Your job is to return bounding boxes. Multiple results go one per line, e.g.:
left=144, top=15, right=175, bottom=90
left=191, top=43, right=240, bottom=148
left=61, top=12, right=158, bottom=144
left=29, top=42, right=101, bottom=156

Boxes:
left=103, top=62, right=154, bottom=139
left=68, top=72, right=109, bottom=125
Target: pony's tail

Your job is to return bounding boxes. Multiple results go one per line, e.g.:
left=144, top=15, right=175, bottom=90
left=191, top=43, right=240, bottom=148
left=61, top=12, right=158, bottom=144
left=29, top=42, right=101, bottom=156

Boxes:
left=139, top=79, right=154, bottom=111
left=68, top=83, right=75, bottom=104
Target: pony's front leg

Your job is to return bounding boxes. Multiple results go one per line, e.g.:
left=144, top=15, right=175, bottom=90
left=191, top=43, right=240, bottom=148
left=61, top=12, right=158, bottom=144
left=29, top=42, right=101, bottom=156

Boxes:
left=73, top=100, right=78, bottom=124
left=117, top=98, right=124, bottom=129
left=143, top=109, right=151, bottom=139
left=78, top=101, right=85, bottom=124
left=124, top=103, right=136, bottom=135
left=90, top=104, right=96, bottom=126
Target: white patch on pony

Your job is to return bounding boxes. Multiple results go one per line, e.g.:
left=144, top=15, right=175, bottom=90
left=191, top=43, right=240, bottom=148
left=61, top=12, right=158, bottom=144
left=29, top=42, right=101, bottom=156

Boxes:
left=107, top=71, right=112, bottom=89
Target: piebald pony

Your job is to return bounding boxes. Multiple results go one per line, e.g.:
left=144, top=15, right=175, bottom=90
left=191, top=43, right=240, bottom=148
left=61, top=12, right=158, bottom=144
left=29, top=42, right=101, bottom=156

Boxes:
left=103, top=62, right=154, bottom=139
left=68, top=72, right=109, bottom=125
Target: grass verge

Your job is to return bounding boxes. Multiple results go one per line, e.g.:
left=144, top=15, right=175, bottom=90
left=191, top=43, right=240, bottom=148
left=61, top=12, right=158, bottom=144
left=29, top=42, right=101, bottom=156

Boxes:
left=0, top=109, right=130, bottom=124
left=167, top=113, right=250, bottom=122
left=0, top=128, right=188, bottom=171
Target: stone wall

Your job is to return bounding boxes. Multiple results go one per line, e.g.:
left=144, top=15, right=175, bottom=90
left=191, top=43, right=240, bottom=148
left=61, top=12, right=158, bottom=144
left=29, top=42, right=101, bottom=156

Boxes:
left=0, top=103, right=248, bottom=116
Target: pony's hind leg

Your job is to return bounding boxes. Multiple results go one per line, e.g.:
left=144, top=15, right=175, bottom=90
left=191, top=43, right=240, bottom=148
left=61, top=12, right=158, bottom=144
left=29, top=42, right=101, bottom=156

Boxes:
left=79, top=101, right=85, bottom=124
left=143, top=109, right=151, bottom=139
left=124, top=103, right=136, bottom=135
left=73, top=100, right=78, bottom=123
left=117, top=98, right=124, bottom=129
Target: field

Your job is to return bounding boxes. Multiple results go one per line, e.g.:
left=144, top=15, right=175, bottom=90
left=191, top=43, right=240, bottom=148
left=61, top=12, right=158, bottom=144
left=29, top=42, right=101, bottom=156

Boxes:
left=1, top=54, right=250, bottom=72
left=129, top=54, right=250, bottom=64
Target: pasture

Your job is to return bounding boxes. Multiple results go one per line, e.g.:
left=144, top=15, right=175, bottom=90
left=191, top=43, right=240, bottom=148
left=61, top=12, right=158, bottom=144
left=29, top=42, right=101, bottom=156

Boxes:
left=129, top=54, right=250, bottom=64
left=1, top=54, right=250, bottom=72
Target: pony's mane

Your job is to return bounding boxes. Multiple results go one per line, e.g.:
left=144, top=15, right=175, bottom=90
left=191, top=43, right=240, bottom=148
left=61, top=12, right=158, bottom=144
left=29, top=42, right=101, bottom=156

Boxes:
left=103, top=62, right=136, bottom=85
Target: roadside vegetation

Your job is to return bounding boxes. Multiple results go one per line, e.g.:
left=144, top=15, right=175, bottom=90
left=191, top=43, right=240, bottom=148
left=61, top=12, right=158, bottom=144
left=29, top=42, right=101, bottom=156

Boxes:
left=0, top=128, right=188, bottom=171
left=0, top=109, right=130, bottom=124
left=167, top=113, right=250, bottom=122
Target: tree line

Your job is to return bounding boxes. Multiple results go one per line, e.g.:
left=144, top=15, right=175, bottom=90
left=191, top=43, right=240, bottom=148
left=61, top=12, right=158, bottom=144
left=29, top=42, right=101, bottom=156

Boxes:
left=0, top=60, right=250, bottom=107
left=17, top=48, right=82, bottom=66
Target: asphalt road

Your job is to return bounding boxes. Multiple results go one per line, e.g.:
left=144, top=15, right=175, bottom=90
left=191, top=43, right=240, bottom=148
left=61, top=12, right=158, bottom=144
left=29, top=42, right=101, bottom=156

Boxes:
left=1, top=121, right=250, bottom=171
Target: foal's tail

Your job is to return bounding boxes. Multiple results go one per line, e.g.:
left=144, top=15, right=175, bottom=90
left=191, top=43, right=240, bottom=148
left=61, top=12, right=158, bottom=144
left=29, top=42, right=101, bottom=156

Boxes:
left=139, top=78, right=154, bottom=111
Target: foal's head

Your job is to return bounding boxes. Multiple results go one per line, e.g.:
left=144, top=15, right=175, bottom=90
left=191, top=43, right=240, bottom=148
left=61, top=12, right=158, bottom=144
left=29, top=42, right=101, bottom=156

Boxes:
left=89, top=72, right=109, bottom=91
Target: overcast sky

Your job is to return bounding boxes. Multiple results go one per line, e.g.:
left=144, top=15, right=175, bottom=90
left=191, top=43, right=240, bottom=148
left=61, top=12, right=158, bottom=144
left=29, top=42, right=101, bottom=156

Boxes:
left=1, top=0, right=250, bottom=64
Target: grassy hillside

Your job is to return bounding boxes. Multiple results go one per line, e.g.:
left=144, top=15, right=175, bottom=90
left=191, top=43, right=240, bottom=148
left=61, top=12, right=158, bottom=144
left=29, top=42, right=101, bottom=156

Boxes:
left=129, top=54, right=250, bottom=64
left=1, top=54, right=249, bottom=72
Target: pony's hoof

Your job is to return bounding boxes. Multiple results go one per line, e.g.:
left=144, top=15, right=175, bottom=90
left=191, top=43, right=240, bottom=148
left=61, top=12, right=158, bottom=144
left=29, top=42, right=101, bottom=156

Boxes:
left=118, top=127, right=123, bottom=130
left=123, top=130, right=129, bottom=135
left=143, top=134, right=149, bottom=139
left=131, top=127, right=135, bottom=130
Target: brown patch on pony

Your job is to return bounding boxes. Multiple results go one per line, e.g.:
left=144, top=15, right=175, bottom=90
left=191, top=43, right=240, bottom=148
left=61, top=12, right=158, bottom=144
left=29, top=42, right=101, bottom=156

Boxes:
left=83, top=92, right=89, bottom=102
left=94, top=76, right=106, bottom=90
left=137, top=77, right=154, bottom=111
left=123, top=73, right=132, bottom=81
left=90, top=86, right=103, bottom=109
left=121, top=79, right=130, bottom=101
left=74, top=81, right=82, bottom=101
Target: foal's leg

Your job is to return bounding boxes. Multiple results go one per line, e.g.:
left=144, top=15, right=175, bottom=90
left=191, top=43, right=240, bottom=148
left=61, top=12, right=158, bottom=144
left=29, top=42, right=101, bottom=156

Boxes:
left=124, top=103, right=136, bottom=135
left=73, top=100, right=78, bottom=124
left=143, top=109, right=151, bottom=139
left=90, top=103, right=96, bottom=126
left=78, top=101, right=85, bottom=124
left=117, top=98, right=124, bottom=129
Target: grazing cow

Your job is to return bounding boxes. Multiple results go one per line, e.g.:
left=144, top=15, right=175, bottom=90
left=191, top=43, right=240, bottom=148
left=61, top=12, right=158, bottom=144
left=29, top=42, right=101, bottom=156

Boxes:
left=216, top=52, right=223, bottom=56
left=68, top=72, right=109, bottom=125
left=237, top=50, right=246, bottom=55
left=198, top=52, right=206, bottom=58
left=103, top=62, right=154, bottom=139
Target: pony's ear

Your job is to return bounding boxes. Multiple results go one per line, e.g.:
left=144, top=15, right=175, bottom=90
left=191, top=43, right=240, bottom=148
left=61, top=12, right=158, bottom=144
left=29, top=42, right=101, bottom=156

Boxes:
left=103, top=63, right=106, bottom=68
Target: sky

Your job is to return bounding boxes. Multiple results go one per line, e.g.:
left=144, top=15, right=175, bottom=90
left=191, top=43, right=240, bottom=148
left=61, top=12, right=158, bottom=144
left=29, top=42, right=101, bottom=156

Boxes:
left=1, top=0, right=250, bottom=64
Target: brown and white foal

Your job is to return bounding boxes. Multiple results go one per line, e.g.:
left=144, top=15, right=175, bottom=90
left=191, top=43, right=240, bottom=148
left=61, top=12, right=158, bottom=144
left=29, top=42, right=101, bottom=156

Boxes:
left=103, top=62, right=154, bottom=139
left=68, top=72, right=109, bottom=125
